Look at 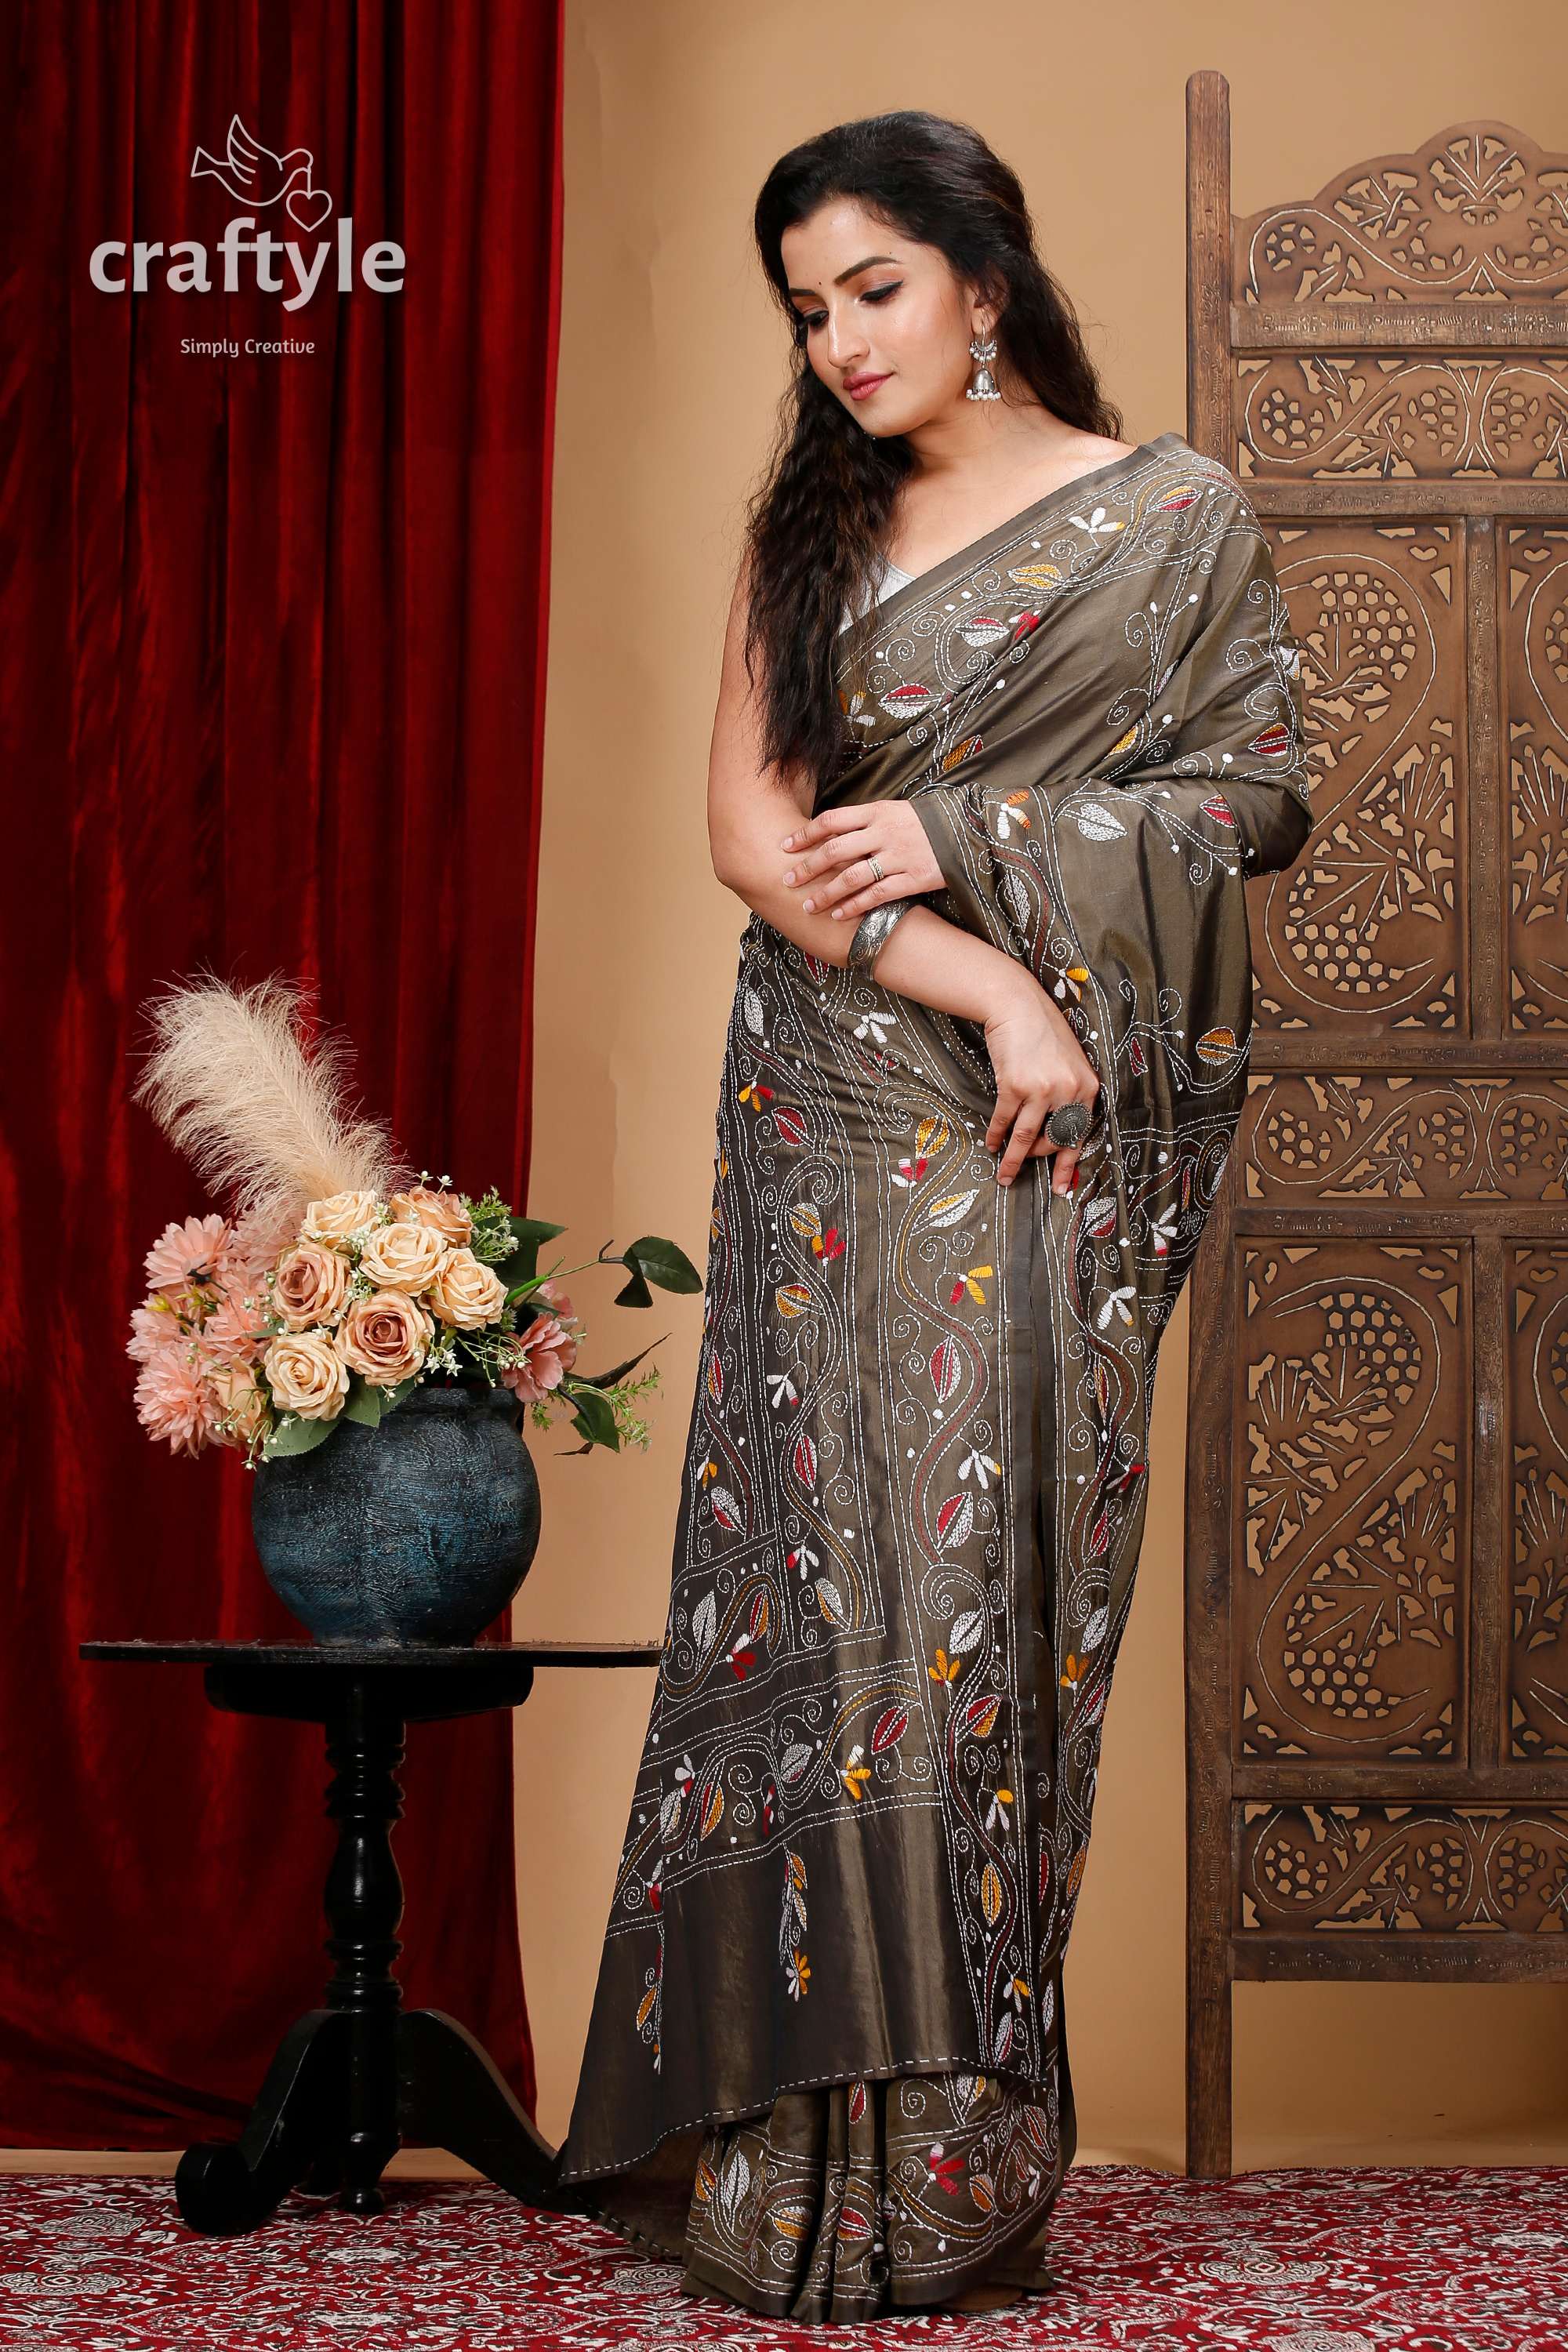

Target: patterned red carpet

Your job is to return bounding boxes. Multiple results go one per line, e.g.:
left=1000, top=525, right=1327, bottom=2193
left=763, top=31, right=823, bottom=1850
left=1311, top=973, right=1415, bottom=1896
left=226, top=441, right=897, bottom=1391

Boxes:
left=2, top=2163, right=1566, bottom=2349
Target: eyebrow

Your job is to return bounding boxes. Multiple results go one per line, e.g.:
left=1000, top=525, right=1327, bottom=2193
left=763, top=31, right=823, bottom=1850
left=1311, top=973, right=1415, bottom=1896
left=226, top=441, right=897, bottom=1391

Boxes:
left=786, top=254, right=900, bottom=299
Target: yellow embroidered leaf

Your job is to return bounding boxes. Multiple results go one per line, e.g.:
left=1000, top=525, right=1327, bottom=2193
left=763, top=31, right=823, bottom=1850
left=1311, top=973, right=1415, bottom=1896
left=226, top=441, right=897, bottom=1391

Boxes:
left=1007, top=561, right=1062, bottom=592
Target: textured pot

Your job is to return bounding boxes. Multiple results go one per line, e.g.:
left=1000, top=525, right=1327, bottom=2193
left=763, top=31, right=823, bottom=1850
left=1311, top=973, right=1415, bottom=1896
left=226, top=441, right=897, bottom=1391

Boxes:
left=250, top=1382, right=542, bottom=1645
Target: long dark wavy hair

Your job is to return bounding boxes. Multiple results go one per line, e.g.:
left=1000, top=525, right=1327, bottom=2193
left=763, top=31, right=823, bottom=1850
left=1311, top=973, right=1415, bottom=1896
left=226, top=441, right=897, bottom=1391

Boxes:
left=743, top=110, right=1124, bottom=796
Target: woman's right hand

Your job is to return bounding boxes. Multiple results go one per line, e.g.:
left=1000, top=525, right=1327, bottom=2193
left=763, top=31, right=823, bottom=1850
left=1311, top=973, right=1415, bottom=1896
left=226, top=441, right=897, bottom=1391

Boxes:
left=982, top=974, right=1102, bottom=1194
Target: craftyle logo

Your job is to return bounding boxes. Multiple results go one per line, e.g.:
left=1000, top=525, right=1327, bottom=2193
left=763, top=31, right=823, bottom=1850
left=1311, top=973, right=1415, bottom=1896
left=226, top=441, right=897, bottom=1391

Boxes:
left=89, top=111, right=405, bottom=311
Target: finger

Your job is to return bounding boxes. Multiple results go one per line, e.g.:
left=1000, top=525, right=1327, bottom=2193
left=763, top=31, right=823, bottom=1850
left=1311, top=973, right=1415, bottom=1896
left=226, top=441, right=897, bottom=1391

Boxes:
left=1049, top=1145, right=1081, bottom=1196
left=799, top=839, right=881, bottom=908
left=779, top=809, right=863, bottom=860
left=996, top=1101, right=1047, bottom=1187
left=788, top=826, right=873, bottom=889
left=985, top=1089, right=1022, bottom=1153
left=823, top=860, right=898, bottom=920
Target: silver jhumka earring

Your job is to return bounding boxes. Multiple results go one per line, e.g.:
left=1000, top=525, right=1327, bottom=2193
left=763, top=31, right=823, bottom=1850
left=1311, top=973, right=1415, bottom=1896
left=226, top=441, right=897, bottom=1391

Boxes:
left=966, top=332, right=1000, bottom=401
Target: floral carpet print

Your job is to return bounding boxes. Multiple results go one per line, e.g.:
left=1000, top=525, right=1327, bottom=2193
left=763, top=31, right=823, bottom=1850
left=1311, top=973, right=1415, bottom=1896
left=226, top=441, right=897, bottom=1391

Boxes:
left=3, top=2163, right=1567, bottom=2350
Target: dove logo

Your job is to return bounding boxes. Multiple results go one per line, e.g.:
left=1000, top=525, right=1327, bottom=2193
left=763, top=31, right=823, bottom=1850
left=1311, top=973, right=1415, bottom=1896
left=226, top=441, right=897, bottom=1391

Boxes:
left=191, top=116, right=335, bottom=234
left=87, top=114, right=405, bottom=312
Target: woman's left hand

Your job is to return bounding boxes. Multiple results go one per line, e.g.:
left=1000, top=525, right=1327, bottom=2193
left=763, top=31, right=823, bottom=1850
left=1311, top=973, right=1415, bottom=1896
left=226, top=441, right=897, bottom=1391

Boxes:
left=778, top=803, right=945, bottom=921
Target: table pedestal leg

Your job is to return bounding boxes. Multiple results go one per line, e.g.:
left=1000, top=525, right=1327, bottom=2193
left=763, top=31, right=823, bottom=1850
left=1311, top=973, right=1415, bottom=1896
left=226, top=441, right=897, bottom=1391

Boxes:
left=324, top=1684, right=405, bottom=2216
left=175, top=1677, right=579, bottom=2235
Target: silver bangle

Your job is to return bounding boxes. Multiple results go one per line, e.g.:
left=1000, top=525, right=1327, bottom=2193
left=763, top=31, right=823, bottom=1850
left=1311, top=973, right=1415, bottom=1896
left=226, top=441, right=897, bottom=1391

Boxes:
left=846, top=896, right=916, bottom=975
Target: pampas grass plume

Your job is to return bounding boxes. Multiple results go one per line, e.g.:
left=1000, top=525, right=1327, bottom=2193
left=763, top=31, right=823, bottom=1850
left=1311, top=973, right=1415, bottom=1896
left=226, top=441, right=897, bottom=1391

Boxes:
left=131, top=970, right=418, bottom=1242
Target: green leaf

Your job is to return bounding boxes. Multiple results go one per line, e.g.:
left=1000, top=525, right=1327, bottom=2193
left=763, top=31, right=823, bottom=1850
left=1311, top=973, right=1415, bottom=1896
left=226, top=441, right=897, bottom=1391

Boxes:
left=570, top=1334, right=668, bottom=1391
left=343, top=1377, right=385, bottom=1428
left=510, top=1214, right=568, bottom=1246
left=613, top=1234, right=702, bottom=1307
left=261, top=1413, right=338, bottom=1461
left=565, top=1386, right=621, bottom=1450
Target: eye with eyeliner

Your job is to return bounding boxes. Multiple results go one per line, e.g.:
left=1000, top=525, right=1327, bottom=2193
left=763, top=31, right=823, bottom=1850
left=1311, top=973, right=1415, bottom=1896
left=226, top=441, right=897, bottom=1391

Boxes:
left=798, top=282, right=902, bottom=331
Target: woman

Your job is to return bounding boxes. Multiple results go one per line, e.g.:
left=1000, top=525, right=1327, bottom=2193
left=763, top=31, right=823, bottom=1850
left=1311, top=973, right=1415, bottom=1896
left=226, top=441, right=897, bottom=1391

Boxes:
left=550, top=110, right=1313, bottom=2321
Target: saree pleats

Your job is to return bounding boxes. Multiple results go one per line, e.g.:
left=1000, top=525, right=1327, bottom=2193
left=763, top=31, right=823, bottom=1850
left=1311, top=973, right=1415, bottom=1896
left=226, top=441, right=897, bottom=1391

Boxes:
left=553, top=432, right=1315, bottom=2319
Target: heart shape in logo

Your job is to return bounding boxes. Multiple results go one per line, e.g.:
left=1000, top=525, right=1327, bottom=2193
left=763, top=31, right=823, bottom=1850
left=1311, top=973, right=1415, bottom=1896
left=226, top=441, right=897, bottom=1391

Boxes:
left=286, top=184, right=332, bottom=234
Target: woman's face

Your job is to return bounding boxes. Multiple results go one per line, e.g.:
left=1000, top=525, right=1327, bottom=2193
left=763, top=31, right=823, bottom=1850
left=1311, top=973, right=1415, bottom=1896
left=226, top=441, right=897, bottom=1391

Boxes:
left=779, top=198, right=989, bottom=437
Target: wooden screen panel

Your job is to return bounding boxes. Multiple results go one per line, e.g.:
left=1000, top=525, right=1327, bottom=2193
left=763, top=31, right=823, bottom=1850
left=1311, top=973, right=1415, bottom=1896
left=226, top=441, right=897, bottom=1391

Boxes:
left=1511, top=1243, right=1568, bottom=1761
left=1239, top=1804, right=1568, bottom=1936
left=1257, top=520, right=1467, bottom=1033
left=1504, top=527, right=1568, bottom=1029
left=1183, top=79, right=1568, bottom=2180
left=1233, top=1237, right=1467, bottom=1767
left=1239, top=1073, right=1568, bottom=1203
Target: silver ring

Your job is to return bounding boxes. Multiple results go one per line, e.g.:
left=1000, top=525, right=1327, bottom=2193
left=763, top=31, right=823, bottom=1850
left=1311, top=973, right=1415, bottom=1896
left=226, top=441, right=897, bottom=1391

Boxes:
left=1044, top=1101, right=1093, bottom=1149
left=868, top=855, right=884, bottom=884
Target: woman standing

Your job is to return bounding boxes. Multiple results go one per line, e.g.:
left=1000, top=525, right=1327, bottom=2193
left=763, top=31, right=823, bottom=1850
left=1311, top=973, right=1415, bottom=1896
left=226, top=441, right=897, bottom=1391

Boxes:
left=552, top=111, right=1314, bottom=2321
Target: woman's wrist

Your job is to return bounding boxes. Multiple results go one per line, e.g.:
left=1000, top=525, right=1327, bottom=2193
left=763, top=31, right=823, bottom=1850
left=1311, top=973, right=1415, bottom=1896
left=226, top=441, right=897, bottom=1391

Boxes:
left=855, top=902, right=1047, bottom=1028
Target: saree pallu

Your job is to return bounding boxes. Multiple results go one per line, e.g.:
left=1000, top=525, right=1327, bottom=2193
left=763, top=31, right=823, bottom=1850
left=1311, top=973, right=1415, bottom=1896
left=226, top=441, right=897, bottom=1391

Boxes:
left=553, top=430, right=1315, bottom=2321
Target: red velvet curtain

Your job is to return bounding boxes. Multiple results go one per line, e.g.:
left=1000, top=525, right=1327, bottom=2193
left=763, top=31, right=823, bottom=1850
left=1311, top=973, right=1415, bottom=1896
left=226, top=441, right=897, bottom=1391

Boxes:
left=0, top=0, right=563, bottom=2144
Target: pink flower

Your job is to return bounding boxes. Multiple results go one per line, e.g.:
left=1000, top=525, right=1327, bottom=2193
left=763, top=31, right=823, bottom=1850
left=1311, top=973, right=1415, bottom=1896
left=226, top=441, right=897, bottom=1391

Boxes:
left=143, top=1213, right=234, bottom=1294
left=133, top=1341, right=221, bottom=1457
left=126, top=1300, right=185, bottom=1365
left=535, top=1277, right=576, bottom=1324
left=225, top=1202, right=299, bottom=1292
left=499, top=1311, right=579, bottom=1404
left=201, top=1285, right=272, bottom=1367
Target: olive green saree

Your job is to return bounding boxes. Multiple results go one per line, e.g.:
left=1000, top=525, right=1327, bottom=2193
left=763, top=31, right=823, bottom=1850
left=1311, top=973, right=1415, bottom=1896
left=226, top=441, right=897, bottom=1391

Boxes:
left=552, top=431, right=1314, bottom=2321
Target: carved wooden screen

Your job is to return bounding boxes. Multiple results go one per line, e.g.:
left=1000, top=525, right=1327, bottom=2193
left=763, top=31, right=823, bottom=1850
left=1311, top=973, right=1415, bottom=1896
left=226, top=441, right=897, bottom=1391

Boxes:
left=1182, top=74, right=1568, bottom=2176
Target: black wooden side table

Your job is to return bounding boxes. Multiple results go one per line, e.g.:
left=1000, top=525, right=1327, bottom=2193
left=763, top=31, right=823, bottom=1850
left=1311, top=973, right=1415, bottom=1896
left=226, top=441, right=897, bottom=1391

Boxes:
left=78, top=1638, right=659, bottom=2236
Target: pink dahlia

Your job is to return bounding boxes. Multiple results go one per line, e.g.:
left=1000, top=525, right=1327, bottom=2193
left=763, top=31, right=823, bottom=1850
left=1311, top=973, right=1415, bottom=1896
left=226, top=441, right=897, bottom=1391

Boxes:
left=226, top=1201, right=303, bottom=1293
left=125, top=1300, right=187, bottom=1365
left=499, top=1310, right=579, bottom=1404
left=133, top=1341, right=221, bottom=1457
left=143, top=1213, right=234, bottom=1294
left=201, top=1284, right=272, bottom=1367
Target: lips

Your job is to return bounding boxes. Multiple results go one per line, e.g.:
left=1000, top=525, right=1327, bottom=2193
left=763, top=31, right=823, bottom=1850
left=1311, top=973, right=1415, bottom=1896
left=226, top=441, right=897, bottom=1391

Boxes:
left=845, top=374, right=889, bottom=400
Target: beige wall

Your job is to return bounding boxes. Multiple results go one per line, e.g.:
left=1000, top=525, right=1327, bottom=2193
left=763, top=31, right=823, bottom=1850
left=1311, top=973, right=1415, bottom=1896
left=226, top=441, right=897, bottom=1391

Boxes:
left=517, top=0, right=1568, bottom=2169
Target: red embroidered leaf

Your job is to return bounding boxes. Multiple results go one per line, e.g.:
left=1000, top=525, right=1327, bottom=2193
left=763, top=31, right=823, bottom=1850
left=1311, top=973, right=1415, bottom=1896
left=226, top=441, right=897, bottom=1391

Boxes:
left=870, top=1705, right=909, bottom=1752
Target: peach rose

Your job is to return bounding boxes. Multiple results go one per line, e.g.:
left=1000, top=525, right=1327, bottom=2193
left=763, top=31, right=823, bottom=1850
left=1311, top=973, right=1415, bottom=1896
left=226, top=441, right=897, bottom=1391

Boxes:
left=273, top=1241, right=354, bottom=1332
left=206, top=1359, right=271, bottom=1446
left=499, top=1312, right=578, bottom=1404
left=388, top=1183, right=472, bottom=1247
left=301, top=1189, right=383, bottom=1249
left=358, top=1219, right=448, bottom=1294
left=336, top=1290, right=434, bottom=1385
left=263, top=1330, right=350, bottom=1421
left=426, top=1247, right=506, bottom=1330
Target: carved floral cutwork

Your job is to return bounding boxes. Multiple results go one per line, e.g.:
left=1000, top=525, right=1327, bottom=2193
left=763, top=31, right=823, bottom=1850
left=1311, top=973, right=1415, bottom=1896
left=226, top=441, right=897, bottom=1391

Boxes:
left=1234, top=125, right=1568, bottom=307
left=1236, top=1242, right=1464, bottom=1762
left=1240, top=1804, right=1568, bottom=1932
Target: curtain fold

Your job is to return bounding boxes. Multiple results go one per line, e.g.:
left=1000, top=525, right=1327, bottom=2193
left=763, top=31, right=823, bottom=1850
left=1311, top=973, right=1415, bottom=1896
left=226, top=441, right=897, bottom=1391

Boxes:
left=0, top=0, right=564, bottom=2145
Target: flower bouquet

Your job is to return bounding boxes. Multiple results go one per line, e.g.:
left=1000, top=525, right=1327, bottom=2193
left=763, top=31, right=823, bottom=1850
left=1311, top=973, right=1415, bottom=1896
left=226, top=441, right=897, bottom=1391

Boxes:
left=126, top=973, right=702, bottom=1642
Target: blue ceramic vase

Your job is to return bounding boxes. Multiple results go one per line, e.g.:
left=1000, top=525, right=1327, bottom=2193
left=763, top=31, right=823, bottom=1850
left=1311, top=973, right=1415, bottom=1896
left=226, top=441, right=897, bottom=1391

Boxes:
left=249, top=1381, right=542, bottom=1645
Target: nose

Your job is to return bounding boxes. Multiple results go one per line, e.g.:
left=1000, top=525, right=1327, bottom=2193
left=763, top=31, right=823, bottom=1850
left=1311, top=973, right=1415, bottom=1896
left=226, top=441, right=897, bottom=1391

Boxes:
left=822, top=302, right=869, bottom=372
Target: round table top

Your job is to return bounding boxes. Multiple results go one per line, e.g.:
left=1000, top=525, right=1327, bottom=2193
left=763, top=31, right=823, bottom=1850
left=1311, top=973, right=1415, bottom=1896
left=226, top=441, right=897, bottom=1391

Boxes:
left=80, top=1637, right=662, bottom=1669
